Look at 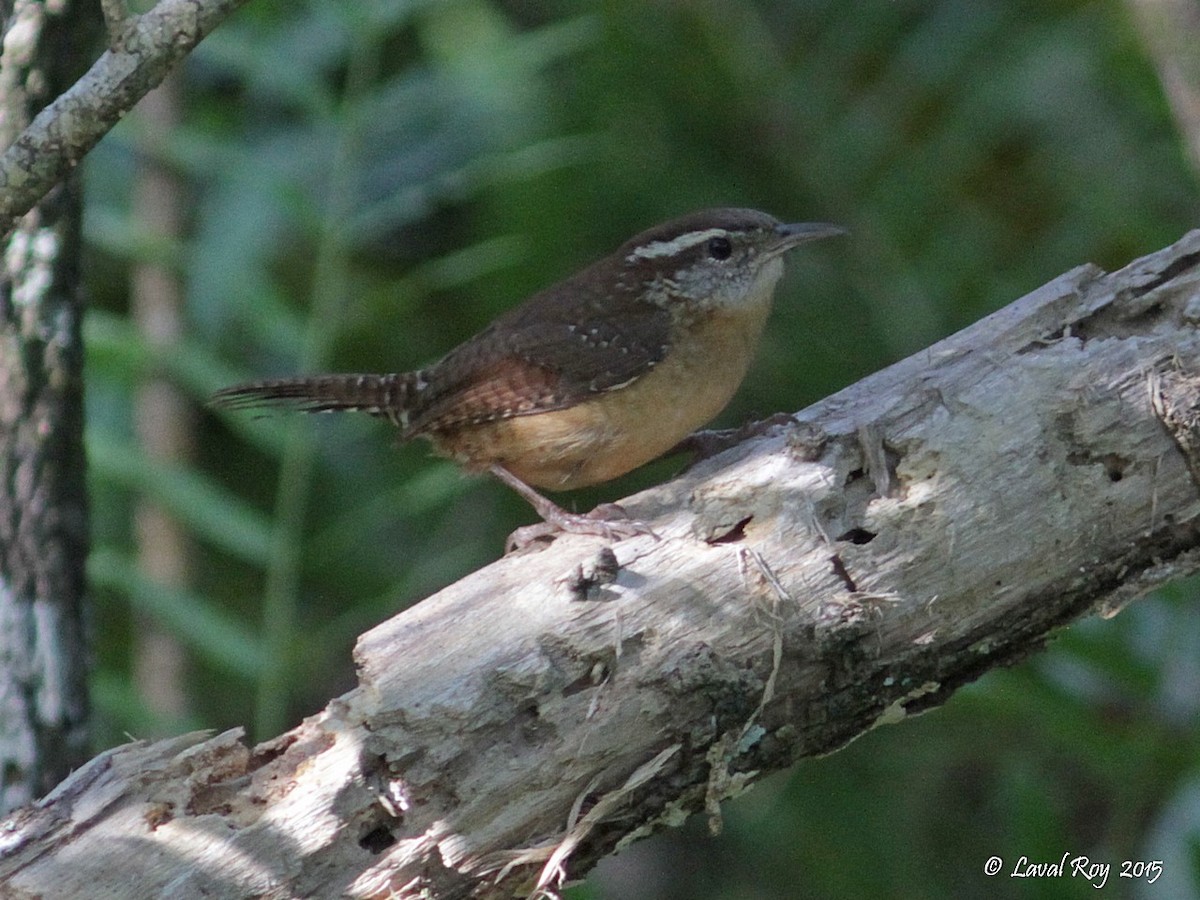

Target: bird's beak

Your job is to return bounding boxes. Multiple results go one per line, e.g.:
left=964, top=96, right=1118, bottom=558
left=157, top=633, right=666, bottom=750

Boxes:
left=770, top=221, right=847, bottom=255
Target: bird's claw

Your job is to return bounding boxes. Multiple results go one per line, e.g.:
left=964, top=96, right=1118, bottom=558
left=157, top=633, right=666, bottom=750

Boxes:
left=505, top=503, right=658, bottom=554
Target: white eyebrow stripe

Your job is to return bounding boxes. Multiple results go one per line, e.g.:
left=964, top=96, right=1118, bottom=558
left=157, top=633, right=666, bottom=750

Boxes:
left=625, top=228, right=729, bottom=261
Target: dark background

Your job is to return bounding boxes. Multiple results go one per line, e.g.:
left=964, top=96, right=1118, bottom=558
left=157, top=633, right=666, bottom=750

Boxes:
left=82, top=1, right=1200, bottom=897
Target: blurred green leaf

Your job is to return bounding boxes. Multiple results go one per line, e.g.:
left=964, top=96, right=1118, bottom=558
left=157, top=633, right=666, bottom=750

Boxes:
left=88, top=432, right=273, bottom=565
left=89, top=548, right=264, bottom=679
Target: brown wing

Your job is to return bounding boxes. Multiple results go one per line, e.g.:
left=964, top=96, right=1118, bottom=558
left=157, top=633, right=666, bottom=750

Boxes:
left=403, top=262, right=673, bottom=437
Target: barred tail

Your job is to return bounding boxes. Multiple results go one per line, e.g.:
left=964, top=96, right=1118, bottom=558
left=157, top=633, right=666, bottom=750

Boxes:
left=210, top=372, right=420, bottom=426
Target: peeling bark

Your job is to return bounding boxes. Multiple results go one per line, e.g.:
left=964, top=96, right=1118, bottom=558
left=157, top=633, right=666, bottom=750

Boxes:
left=3, top=233, right=1200, bottom=897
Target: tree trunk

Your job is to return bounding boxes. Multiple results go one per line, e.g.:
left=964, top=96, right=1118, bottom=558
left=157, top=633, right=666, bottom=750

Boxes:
left=2, top=232, right=1199, bottom=897
left=0, top=0, right=97, bottom=814
left=130, top=74, right=192, bottom=727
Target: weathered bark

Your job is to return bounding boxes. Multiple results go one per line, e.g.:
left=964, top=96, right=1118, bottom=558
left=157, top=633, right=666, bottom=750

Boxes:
left=0, top=0, right=253, bottom=236
left=0, top=0, right=97, bottom=813
left=3, top=232, right=1200, bottom=897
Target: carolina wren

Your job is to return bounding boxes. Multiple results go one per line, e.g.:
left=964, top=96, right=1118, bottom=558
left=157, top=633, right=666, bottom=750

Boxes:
left=212, top=208, right=843, bottom=545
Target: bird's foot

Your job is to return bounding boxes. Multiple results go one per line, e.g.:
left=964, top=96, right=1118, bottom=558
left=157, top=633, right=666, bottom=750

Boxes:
left=505, top=502, right=658, bottom=554
left=671, top=412, right=803, bottom=463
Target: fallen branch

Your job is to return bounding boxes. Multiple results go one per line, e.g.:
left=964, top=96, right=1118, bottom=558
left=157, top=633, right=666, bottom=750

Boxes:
left=3, top=232, right=1199, bottom=898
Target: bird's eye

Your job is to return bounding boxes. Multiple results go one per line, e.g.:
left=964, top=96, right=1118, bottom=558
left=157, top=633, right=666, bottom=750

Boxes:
left=707, top=236, right=733, bottom=260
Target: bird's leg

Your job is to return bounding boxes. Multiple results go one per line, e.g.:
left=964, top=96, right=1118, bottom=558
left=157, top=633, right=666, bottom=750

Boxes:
left=490, top=465, right=657, bottom=553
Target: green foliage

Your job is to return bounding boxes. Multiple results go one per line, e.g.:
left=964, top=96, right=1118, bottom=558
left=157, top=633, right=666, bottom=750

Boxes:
left=82, top=0, right=1200, bottom=896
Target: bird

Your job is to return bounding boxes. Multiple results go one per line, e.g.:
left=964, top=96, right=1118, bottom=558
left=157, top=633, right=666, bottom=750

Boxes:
left=211, top=208, right=844, bottom=548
